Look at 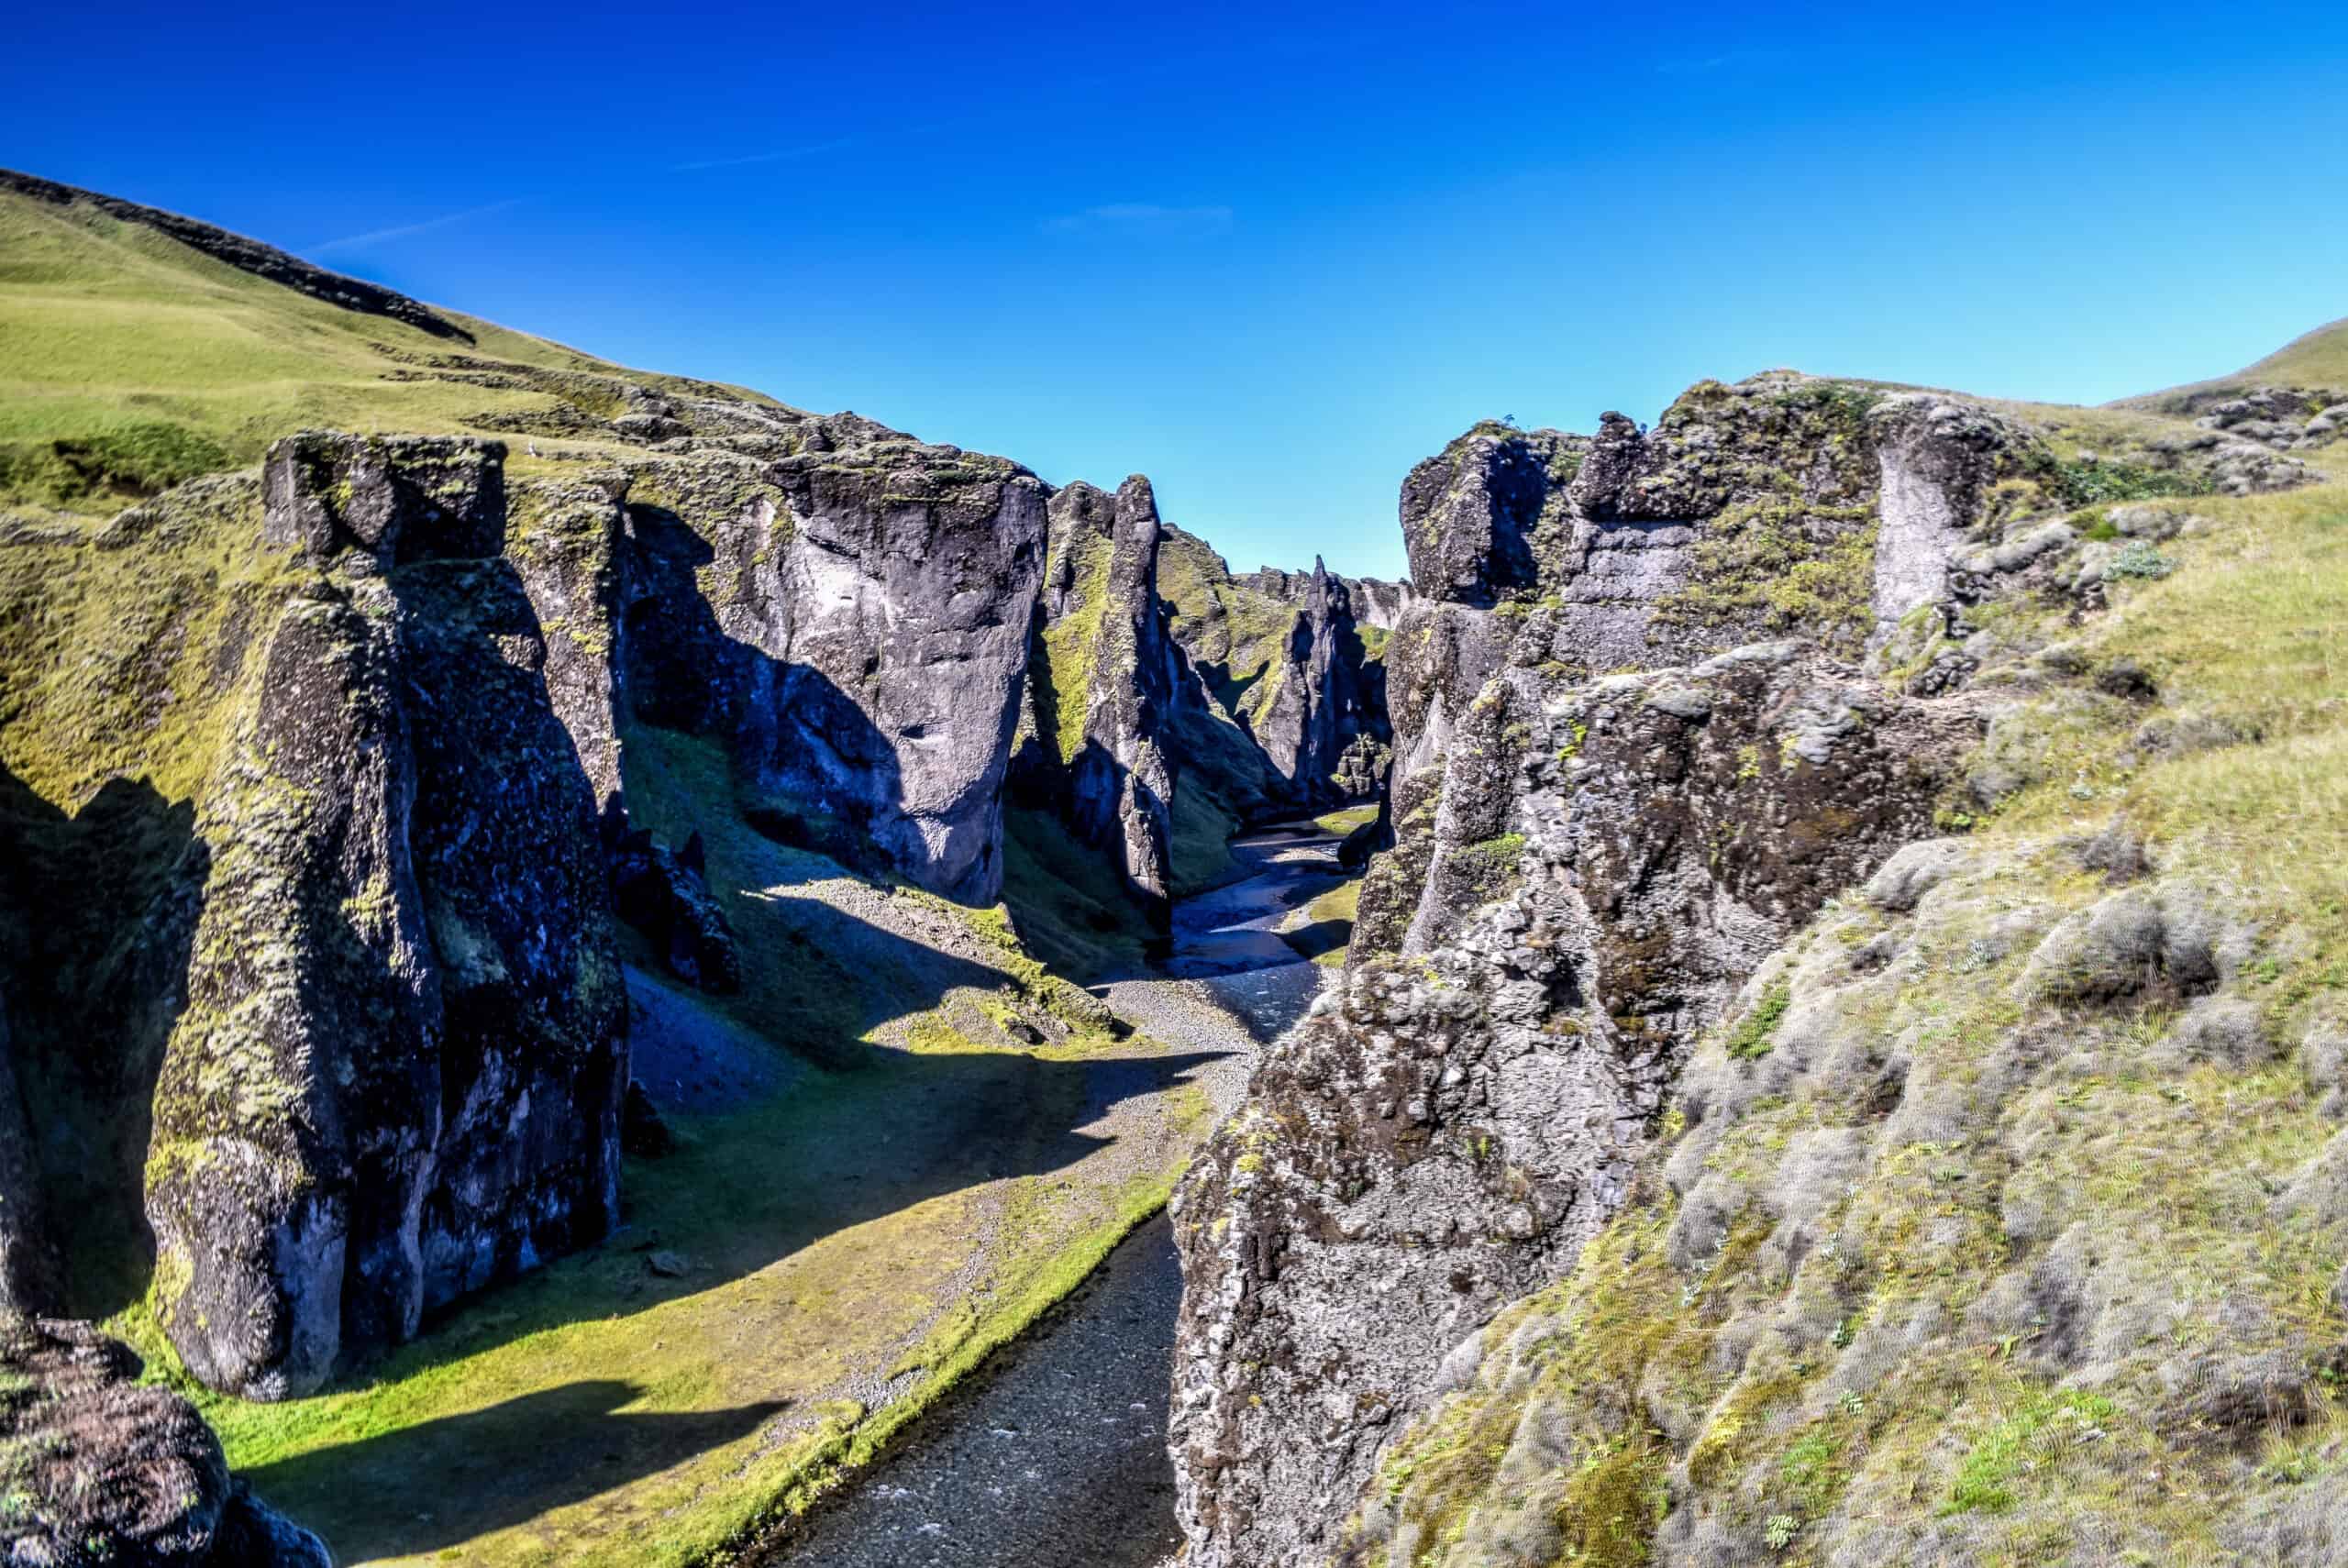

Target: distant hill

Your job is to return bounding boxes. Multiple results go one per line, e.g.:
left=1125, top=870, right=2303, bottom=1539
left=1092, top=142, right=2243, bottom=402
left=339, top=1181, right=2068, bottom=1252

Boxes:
left=2116, top=315, right=2348, bottom=413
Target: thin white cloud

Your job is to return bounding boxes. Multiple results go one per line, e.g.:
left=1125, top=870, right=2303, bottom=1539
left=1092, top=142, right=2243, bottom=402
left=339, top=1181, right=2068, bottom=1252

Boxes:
left=671, top=137, right=860, bottom=173
left=1042, top=203, right=1235, bottom=240
left=309, top=198, right=525, bottom=257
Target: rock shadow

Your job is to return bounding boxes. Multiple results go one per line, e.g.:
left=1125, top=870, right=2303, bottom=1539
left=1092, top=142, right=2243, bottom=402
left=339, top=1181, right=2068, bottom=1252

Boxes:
left=241, top=1380, right=790, bottom=1562
left=0, top=757, right=207, bottom=1319
left=622, top=501, right=923, bottom=892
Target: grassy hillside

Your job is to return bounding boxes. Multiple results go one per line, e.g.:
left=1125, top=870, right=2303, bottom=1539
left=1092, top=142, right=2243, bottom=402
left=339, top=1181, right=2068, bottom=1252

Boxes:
left=0, top=175, right=785, bottom=516
left=2114, top=316, right=2348, bottom=413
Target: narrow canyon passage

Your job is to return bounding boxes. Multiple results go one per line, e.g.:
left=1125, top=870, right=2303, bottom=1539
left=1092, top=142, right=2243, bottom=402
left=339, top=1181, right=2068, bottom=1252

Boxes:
left=769, top=823, right=1354, bottom=1568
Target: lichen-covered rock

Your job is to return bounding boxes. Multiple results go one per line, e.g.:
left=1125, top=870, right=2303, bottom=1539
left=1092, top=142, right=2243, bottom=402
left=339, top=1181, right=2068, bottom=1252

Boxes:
left=0, top=1317, right=329, bottom=1566
left=1356, top=378, right=2041, bottom=967
left=1169, top=644, right=1976, bottom=1567
left=145, top=437, right=626, bottom=1399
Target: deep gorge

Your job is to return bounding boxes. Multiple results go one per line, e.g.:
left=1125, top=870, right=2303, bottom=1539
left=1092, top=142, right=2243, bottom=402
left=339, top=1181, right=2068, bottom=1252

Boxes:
left=6, top=168, right=2348, bottom=1568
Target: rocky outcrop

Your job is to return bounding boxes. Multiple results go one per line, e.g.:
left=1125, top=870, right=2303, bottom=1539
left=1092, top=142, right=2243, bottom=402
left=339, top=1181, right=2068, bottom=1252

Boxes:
left=146, top=434, right=627, bottom=1400
left=752, top=441, right=1047, bottom=904
left=0, top=1317, right=329, bottom=1565
left=608, top=824, right=741, bottom=993
left=2136, top=382, right=2348, bottom=456
left=1357, top=381, right=2041, bottom=960
left=1024, top=476, right=1177, bottom=911
left=1169, top=645, right=1977, bottom=1566
left=1159, top=535, right=1392, bottom=823
left=1171, top=375, right=2052, bottom=1566
left=1344, top=575, right=1416, bottom=631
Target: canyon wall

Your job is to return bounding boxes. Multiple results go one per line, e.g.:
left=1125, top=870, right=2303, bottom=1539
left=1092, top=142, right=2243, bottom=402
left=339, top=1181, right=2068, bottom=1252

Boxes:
left=1167, top=374, right=2171, bottom=1565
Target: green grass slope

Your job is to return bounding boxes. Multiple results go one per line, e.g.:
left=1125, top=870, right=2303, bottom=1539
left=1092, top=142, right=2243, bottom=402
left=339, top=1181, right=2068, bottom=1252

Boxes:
left=2114, top=315, right=2348, bottom=413
left=0, top=175, right=782, bottom=516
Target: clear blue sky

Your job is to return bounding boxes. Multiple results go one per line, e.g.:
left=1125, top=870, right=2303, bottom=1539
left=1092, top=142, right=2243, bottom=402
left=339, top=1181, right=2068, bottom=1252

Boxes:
left=6, top=1, right=2345, bottom=579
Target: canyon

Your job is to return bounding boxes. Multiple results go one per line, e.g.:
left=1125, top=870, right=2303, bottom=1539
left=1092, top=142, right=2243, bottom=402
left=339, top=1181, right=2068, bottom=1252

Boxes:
left=4, top=167, right=2348, bottom=1568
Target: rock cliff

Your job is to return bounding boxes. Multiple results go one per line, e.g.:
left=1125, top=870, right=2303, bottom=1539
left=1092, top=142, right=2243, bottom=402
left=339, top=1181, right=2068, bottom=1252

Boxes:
left=147, top=434, right=628, bottom=1400
left=1157, top=529, right=1394, bottom=879
left=1168, top=372, right=2320, bottom=1566
left=1019, top=476, right=1178, bottom=912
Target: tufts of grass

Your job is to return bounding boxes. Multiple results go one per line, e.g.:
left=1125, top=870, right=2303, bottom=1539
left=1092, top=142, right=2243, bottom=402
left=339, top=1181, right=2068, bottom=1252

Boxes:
left=1724, top=981, right=1792, bottom=1059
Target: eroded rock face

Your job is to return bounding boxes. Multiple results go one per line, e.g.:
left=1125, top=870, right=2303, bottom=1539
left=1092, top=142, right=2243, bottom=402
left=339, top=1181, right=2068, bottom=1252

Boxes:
left=757, top=443, right=1047, bottom=904
left=1031, top=477, right=1177, bottom=909
left=1356, top=381, right=2036, bottom=961
left=1158, top=530, right=1393, bottom=824
left=0, top=1318, right=329, bottom=1566
left=146, top=435, right=626, bottom=1400
left=1168, top=647, right=1977, bottom=1566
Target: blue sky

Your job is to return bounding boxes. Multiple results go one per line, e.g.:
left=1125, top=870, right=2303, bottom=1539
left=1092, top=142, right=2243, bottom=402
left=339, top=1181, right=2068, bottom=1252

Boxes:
left=6, top=0, right=2346, bottom=579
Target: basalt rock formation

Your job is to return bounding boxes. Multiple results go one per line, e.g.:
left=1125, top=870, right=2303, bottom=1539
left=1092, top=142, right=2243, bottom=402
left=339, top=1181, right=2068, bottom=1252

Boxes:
left=1157, top=529, right=1394, bottom=856
left=147, top=432, right=629, bottom=1401
left=1168, top=372, right=2319, bottom=1567
left=0, top=1317, right=330, bottom=1567
left=1018, top=476, right=1179, bottom=913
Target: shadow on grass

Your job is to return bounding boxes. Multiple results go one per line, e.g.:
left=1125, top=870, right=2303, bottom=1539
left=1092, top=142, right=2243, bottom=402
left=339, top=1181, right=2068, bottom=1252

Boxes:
left=1279, top=917, right=1353, bottom=963
left=244, top=1381, right=791, bottom=1561
left=244, top=1037, right=1235, bottom=1562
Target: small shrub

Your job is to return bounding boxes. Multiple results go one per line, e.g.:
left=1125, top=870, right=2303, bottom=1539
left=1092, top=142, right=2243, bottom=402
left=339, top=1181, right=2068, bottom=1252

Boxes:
left=2073, top=506, right=2121, bottom=542
left=2105, top=541, right=2176, bottom=581
left=1765, top=1513, right=1800, bottom=1551
left=2032, top=451, right=2208, bottom=506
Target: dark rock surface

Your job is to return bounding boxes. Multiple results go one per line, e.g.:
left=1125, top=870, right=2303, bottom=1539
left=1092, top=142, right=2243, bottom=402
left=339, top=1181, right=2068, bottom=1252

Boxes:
left=146, top=435, right=627, bottom=1400
left=608, top=823, right=742, bottom=993
left=1022, top=476, right=1178, bottom=911
left=0, top=982, right=60, bottom=1314
left=757, top=442, right=1047, bottom=904
left=0, top=1318, right=329, bottom=1566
